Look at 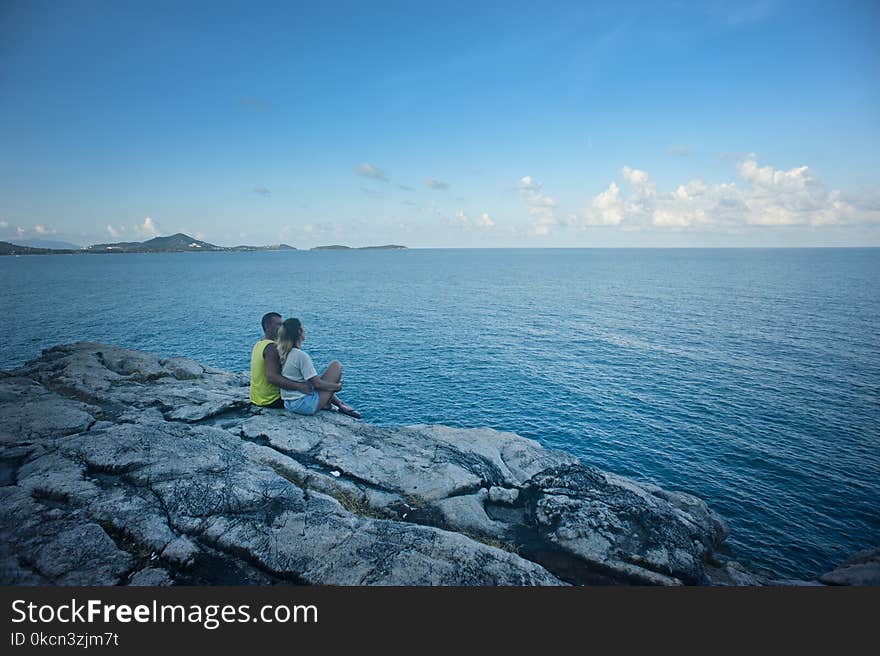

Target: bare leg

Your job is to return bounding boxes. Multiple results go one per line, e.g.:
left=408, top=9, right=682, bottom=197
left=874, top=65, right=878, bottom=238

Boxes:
left=317, top=361, right=360, bottom=418
left=316, top=360, right=342, bottom=410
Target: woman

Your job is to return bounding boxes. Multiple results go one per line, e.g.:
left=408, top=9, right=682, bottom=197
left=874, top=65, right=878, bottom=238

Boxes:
left=276, top=318, right=361, bottom=418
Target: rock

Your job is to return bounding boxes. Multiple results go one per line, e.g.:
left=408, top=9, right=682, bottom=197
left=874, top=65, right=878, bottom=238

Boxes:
left=0, top=377, right=98, bottom=445
left=20, top=343, right=246, bottom=422
left=0, top=342, right=752, bottom=586
left=161, top=536, right=199, bottom=567
left=519, top=464, right=728, bottom=585
left=767, top=578, right=825, bottom=586
left=0, top=540, right=49, bottom=584
left=819, top=548, right=880, bottom=585
left=129, top=567, right=173, bottom=586
left=705, top=560, right=773, bottom=586
left=488, top=486, right=519, bottom=505
left=160, top=357, right=205, bottom=380
left=363, top=488, right=406, bottom=513
left=436, top=489, right=508, bottom=539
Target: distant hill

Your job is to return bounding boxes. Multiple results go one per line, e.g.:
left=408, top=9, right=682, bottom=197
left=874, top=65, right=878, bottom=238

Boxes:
left=311, top=244, right=407, bottom=251
left=0, top=241, right=77, bottom=255
left=2, top=233, right=301, bottom=256
left=83, top=233, right=300, bottom=253
left=85, top=240, right=144, bottom=252
left=86, top=233, right=224, bottom=253
left=140, top=234, right=225, bottom=251
left=232, top=243, right=297, bottom=251
left=9, top=239, right=83, bottom=250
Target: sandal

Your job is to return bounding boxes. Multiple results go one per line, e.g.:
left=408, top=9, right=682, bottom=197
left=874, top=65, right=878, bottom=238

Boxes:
left=336, top=404, right=362, bottom=419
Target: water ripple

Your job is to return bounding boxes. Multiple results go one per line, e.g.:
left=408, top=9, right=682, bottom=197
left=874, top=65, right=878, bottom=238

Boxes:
left=1, top=248, right=878, bottom=579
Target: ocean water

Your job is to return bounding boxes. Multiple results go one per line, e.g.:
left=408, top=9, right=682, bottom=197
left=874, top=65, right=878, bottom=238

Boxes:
left=1, top=248, right=878, bottom=579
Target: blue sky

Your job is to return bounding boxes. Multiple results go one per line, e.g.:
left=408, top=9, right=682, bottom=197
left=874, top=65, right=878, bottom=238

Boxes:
left=1, top=0, right=878, bottom=248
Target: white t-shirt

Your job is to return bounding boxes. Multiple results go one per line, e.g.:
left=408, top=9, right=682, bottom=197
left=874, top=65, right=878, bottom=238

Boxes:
left=280, top=349, right=318, bottom=401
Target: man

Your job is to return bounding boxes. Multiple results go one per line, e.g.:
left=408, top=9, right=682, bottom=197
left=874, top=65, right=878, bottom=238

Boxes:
left=250, top=312, right=315, bottom=408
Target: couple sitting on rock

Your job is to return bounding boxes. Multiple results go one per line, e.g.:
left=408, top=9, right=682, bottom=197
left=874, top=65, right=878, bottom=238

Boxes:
left=249, top=312, right=362, bottom=418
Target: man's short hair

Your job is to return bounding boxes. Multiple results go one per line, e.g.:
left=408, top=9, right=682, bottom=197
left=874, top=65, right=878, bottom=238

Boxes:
left=261, top=312, right=282, bottom=332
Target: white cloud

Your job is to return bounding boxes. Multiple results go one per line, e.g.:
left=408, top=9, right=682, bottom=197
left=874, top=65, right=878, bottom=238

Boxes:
left=517, top=176, right=558, bottom=207
left=518, top=176, right=540, bottom=192
left=426, top=178, right=450, bottom=190
left=476, top=212, right=495, bottom=228
left=356, top=163, right=389, bottom=182
left=518, top=176, right=559, bottom=234
left=0, top=220, right=7, bottom=228
left=645, top=178, right=747, bottom=229
left=34, top=225, right=49, bottom=234
left=16, top=226, right=25, bottom=236
left=106, top=225, right=124, bottom=239
left=735, top=155, right=854, bottom=226
left=530, top=208, right=557, bottom=235
left=621, top=166, right=650, bottom=186
left=135, top=216, right=161, bottom=239
left=584, top=182, right=624, bottom=226
left=617, top=167, right=656, bottom=228
left=576, top=156, right=862, bottom=230
left=451, top=211, right=495, bottom=230
left=843, top=188, right=880, bottom=223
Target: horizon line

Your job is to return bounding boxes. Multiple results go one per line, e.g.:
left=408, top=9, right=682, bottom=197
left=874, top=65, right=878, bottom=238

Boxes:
left=4, top=240, right=880, bottom=252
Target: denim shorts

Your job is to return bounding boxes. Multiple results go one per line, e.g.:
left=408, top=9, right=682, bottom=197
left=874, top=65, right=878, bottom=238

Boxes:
left=284, top=391, right=321, bottom=416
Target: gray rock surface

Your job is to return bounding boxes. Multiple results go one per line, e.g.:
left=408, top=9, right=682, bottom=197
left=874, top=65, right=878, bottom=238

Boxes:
left=818, top=548, right=880, bottom=586
left=2, top=342, right=860, bottom=586
left=0, top=377, right=99, bottom=445
left=519, top=465, right=728, bottom=585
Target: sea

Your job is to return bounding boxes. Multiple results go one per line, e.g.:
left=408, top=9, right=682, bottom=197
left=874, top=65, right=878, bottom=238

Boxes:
left=1, top=247, right=878, bottom=580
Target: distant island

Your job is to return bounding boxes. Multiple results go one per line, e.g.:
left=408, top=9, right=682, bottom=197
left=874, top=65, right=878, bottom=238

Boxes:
left=0, top=233, right=298, bottom=256
left=0, top=234, right=409, bottom=256
left=85, top=233, right=297, bottom=253
left=9, top=238, right=82, bottom=250
left=311, top=244, right=407, bottom=251
left=0, top=242, right=74, bottom=256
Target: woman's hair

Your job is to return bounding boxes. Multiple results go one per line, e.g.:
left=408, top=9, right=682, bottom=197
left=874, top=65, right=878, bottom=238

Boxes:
left=276, top=318, right=303, bottom=366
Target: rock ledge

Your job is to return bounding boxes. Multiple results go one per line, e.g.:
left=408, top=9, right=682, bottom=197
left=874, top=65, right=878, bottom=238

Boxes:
left=1, top=343, right=870, bottom=586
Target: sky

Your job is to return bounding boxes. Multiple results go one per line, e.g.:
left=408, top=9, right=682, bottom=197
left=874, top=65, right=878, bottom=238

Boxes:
left=1, top=0, right=879, bottom=248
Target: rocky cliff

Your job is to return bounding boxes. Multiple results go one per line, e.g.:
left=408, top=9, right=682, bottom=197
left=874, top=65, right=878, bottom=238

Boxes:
left=1, top=343, right=873, bottom=586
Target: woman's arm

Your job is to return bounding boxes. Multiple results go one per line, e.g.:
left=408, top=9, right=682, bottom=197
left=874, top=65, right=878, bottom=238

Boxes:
left=307, top=375, right=343, bottom=392
left=264, top=343, right=313, bottom=394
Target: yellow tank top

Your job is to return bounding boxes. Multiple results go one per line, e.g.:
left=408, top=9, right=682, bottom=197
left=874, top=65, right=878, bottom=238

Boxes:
left=249, top=339, right=281, bottom=406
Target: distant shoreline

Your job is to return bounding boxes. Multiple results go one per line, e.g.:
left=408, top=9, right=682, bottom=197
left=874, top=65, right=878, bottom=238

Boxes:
left=0, top=235, right=409, bottom=256
left=2, top=241, right=877, bottom=256
left=310, top=244, right=407, bottom=251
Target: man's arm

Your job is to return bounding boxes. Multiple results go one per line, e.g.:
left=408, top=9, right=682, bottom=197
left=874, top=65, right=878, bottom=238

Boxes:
left=263, top=343, right=314, bottom=394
